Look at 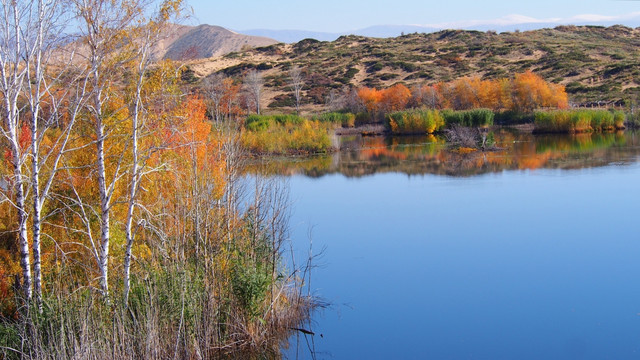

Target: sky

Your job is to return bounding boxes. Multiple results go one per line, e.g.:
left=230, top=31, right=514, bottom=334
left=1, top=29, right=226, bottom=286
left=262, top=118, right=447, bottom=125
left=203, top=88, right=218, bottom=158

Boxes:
left=186, top=0, right=640, bottom=32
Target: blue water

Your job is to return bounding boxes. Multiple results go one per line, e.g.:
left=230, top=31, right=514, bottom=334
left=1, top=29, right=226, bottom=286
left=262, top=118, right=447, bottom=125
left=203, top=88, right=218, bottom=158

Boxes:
left=286, top=159, right=640, bottom=359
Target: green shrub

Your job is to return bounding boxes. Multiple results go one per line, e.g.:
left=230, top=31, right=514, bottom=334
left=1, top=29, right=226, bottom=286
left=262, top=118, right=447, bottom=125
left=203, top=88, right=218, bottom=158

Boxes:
left=231, top=261, right=270, bottom=318
left=613, top=111, right=626, bottom=129
left=245, top=115, right=273, bottom=132
left=534, top=111, right=572, bottom=132
left=273, top=114, right=304, bottom=125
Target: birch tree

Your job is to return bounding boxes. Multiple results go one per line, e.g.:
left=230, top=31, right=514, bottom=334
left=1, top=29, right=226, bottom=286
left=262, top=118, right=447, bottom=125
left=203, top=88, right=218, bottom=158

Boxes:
left=290, top=65, right=304, bottom=114
left=0, top=0, right=33, bottom=301
left=23, top=0, right=89, bottom=309
left=122, top=0, right=183, bottom=306
left=0, top=0, right=79, bottom=306
left=244, top=69, right=263, bottom=115
left=203, top=74, right=224, bottom=123
left=72, top=0, right=149, bottom=299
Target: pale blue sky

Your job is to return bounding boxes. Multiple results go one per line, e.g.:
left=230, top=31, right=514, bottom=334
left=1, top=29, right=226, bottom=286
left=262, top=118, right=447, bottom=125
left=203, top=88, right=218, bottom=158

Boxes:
left=186, top=0, right=640, bottom=32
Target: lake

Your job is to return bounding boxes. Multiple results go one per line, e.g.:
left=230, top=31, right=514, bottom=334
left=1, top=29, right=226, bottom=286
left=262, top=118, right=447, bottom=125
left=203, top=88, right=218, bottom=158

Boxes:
left=268, top=130, right=640, bottom=359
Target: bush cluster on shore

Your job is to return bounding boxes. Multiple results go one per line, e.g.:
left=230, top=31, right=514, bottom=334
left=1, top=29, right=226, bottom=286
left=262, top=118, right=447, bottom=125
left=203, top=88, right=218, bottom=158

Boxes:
left=242, top=115, right=334, bottom=154
left=385, top=108, right=494, bottom=135
left=241, top=107, right=630, bottom=155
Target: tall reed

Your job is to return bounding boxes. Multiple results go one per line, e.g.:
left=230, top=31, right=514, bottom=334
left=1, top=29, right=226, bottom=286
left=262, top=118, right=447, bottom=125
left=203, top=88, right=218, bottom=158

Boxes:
left=534, top=110, right=626, bottom=133
left=441, top=108, right=495, bottom=128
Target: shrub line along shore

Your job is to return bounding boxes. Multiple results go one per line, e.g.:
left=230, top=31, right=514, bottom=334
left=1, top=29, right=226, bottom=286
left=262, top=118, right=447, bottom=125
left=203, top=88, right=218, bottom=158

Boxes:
left=241, top=108, right=630, bottom=155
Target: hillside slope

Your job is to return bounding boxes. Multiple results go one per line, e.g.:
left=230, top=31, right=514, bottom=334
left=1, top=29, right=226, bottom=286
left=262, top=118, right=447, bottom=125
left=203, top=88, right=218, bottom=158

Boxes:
left=187, top=25, right=640, bottom=110
left=163, top=24, right=278, bottom=60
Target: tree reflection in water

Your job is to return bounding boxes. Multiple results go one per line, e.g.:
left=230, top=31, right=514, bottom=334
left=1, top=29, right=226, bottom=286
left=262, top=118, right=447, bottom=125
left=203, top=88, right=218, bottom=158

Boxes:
left=246, top=130, right=640, bottom=178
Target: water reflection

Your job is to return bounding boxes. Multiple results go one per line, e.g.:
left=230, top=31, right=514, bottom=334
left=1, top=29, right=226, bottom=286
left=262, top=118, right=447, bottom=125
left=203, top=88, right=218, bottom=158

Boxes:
left=247, top=130, right=640, bottom=177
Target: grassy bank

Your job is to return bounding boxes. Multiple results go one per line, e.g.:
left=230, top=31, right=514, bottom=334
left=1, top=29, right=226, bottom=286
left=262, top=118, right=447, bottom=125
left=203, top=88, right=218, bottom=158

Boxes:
left=1, top=262, right=313, bottom=359
left=240, top=108, right=630, bottom=155
left=534, top=109, right=626, bottom=133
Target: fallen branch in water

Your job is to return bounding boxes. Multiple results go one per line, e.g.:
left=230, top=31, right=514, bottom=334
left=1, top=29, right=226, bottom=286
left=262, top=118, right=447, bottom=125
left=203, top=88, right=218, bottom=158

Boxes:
left=290, top=327, right=315, bottom=335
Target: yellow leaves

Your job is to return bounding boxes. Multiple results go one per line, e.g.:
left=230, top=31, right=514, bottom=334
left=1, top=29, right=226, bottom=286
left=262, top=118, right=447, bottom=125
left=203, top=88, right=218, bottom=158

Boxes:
left=157, top=0, right=183, bottom=22
left=144, top=60, right=181, bottom=99
left=389, top=119, right=398, bottom=133
left=512, top=71, right=568, bottom=112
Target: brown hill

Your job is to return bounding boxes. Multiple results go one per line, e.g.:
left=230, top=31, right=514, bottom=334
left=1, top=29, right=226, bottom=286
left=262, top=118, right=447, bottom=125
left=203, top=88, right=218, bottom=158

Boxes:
left=162, top=24, right=278, bottom=61
left=51, top=24, right=277, bottom=66
left=152, top=23, right=193, bottom=59
left=186, top=25, right=640, bottom=111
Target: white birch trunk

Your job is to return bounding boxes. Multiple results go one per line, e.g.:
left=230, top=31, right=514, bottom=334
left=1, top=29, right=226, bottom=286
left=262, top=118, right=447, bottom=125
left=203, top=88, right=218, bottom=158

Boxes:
left=123, top=56, right=144, bottom=306
left=96, top=110, right=111, bottom=297
left=0, top=1, right=32, bottom=302
left=28, top=0, right=46, bottom=309
left=11, top=138, right=32, bottom=302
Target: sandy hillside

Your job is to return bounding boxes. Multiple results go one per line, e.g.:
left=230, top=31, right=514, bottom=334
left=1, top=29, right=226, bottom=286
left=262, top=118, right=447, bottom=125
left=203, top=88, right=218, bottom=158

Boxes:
left=163, top=24, right=278, bottom=60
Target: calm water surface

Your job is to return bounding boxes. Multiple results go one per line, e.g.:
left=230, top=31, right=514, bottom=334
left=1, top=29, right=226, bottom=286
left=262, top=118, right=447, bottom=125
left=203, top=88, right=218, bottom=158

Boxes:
left=278, top=131, right=640, bottom=359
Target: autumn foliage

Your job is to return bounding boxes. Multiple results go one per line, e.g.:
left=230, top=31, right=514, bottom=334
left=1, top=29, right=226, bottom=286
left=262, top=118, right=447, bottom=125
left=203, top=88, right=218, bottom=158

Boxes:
left=358, top=71, right=568, bottom=114
left=1, top=43, right=311, bottom=360
left=358, top=83, right=412, bottom=114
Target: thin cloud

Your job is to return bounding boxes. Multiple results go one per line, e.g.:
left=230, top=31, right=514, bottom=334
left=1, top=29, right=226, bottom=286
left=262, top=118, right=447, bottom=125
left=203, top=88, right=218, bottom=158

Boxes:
left=416, top=12, right=640, bottom=29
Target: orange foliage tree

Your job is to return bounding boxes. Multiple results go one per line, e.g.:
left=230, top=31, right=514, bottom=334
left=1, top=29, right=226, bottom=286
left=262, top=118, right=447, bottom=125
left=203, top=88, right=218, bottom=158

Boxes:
left=357, top=86, right=382, bottom=113
left=357, top=71, right=568, bottom=114
left=379, top=84, right=411, bottom=113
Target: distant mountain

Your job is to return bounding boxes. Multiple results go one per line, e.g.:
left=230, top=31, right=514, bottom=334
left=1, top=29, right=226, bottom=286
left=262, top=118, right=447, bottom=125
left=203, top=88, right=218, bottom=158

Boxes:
left=162, top=24, right=278, bottom=60
left=240, top=29, right=339, bottom=43
left=241, top=19, right=640, bottom=43
left=240, top=26, right=441, bottom=43
left=351, top=25, right=440, bottom=38
left=464, top=21, right=640, bottom=33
